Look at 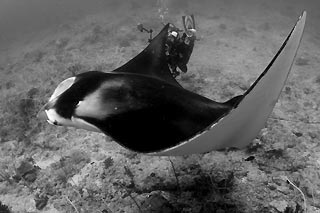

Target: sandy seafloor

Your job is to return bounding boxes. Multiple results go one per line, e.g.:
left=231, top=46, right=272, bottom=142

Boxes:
left=0, top=0, right=320, bottom=212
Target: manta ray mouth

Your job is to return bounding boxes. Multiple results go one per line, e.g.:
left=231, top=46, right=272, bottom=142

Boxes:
left=37, top=109, right=59, bottom=126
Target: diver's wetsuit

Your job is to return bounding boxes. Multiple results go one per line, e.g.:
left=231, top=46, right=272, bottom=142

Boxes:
left=166, top=29, right=196, bottom=78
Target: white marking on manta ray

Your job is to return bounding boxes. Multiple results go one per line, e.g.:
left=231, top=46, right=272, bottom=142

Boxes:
left=71, top=117, right=102, bottom=132
left=75, top=79, right=127, bottom=120
left=45, top=108, right=102, bottom=132
left=75, top=92, right=107, bottom=120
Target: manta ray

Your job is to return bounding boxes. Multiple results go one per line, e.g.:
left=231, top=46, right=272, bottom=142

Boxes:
left=38, top=12, right=306, bottom=156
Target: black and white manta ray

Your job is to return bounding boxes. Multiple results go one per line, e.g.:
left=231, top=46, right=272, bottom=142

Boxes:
left=38, top=12, right=306, bottom=156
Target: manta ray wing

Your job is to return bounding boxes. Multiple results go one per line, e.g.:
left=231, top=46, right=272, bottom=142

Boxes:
left=152, top=11, right=306, bottom=156
left=113, top=24, right=182, bottom=87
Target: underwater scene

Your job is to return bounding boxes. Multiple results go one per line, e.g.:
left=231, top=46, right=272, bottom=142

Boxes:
left=0, top=0, right=319, bottom=212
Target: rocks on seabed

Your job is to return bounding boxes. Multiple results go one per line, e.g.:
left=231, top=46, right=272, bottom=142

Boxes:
left=13, top=160, right=39, bottom=183
left=269, top=200, right=288, bottom=212
left=140, top=192, right=175, bottom=213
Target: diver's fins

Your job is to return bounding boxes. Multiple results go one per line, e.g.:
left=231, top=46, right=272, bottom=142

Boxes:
left=182, top=15, right=196, bottom=37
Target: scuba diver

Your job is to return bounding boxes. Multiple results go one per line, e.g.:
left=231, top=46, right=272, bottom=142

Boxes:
left=137, top=15, right=196, bottom=78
